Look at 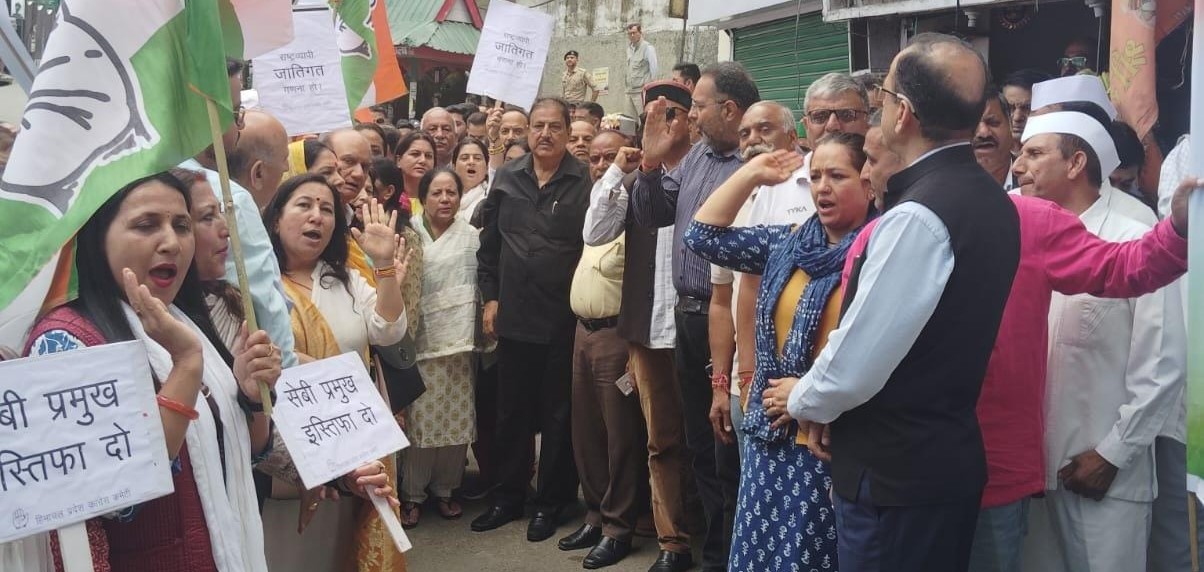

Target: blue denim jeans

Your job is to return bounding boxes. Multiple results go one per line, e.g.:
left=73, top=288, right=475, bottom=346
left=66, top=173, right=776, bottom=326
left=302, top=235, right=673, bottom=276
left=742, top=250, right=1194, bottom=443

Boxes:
left=967, top=497, right=1030, bottom=572
left=729, top=393, right=746, bottom=457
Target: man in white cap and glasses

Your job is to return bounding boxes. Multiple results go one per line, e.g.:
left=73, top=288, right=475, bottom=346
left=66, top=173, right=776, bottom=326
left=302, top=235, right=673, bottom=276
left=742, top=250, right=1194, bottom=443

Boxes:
left=1028, top=75, right=1158, bottom=227
left=1013, top=111, right=1186, bottom=572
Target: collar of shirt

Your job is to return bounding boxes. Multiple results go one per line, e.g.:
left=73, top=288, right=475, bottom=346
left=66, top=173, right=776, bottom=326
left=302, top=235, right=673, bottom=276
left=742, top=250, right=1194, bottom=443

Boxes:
left=906, top=141, right=972, bottom=169
left=1004, top=166, right=1015, bottom=191
left=518, top=151, right=585, bottom=190
left=1078, top=187, right=1112, bottom=234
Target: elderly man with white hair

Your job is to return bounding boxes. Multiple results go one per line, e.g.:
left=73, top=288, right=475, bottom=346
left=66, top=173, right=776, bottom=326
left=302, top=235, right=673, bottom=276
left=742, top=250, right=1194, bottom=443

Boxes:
left=1014, top=111, right=1186, bottom=572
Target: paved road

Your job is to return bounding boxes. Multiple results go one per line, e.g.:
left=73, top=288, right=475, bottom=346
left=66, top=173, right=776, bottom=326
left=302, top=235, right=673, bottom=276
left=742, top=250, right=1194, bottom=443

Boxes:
left=404, top=495, right=669, bottom=572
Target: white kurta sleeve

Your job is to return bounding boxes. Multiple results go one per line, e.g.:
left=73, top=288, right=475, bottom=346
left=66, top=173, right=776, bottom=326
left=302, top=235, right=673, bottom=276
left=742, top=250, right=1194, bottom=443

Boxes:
left=787, top=202, right=954, bottom=424
left=350, top=270, right=408, bottom=347
left=584, top=163, right=630, bottom=246
left=1095, top=279, right=1186, bottom=470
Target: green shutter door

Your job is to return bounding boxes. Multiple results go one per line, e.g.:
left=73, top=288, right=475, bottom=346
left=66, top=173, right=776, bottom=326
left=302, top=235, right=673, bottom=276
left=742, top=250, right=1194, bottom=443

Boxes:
left=732, top=13, right=850, bottom=137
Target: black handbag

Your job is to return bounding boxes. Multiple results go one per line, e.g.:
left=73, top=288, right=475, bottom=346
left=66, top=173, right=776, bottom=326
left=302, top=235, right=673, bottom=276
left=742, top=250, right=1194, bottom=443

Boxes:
left=372, top=333, right=426, bottom=412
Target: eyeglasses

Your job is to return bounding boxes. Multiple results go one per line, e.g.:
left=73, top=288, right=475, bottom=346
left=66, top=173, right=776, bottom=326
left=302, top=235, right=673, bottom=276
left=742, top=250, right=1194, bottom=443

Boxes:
left=876, top=85, right=919, bottom=119
left=1057, top=56, right=1088, bottom=69
left=806, top=108, right=867, bottom=124
left=234, top=105, right=246, bottom=129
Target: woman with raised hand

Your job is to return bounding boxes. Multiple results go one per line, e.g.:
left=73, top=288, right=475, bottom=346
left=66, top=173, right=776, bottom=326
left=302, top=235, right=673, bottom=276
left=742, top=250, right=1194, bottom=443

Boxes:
left=263, top=173, right=409, bottom=572
left=684, top=133, right=876, bottom=571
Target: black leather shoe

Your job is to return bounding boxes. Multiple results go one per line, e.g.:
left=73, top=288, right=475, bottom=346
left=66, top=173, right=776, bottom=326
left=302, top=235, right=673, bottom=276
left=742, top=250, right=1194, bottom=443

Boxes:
left=647, top=550, right=693, bottom=572
left=583, top=537, right=632, bottom=569
left=470, top=505, right=522, bottom=532
left=526, top=508, right=563, bottom=542
left=558, top=523, right=602, bottom=551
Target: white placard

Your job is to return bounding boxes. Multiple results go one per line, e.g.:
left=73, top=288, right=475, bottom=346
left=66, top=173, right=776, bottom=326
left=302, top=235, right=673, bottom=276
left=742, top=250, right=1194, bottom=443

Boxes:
left=0, top=341, right=173, bottom=544
left=465, top=0, right=554, bottom=111
left=272, top=352, right=408, bottom=489
left=252, top=8, right=351, bottom=136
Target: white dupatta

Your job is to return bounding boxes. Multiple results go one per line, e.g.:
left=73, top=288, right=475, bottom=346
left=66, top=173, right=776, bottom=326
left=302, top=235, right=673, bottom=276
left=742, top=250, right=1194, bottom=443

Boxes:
left=122, top=304, right=268, bottom=572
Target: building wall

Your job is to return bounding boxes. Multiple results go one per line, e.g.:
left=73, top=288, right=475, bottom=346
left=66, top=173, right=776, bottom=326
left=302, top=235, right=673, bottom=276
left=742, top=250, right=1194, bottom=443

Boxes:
left=478, top=0, right=721, bottom=116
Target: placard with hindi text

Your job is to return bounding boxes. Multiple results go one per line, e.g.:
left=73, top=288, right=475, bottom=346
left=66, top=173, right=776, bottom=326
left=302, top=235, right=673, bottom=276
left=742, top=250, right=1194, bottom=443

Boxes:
left=0, top=341, right=173, bottom=544
left=272, top=352, right=408, bottom=490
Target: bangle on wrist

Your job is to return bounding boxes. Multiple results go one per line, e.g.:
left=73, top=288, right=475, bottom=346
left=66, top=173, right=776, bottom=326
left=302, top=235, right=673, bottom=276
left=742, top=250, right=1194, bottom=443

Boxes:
left=737, top=371, right=754, bottom=388
left=373, top=264, right=397, bottom=279
left=157, top=394, right=199, bottom=420
left=710, top=372, right=730, bottom=390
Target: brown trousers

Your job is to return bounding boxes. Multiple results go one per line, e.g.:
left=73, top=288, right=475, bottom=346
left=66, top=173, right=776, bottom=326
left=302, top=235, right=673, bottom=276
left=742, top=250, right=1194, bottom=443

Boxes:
left=628, top=342, right=692, bottom=554
left=571, top=323, right=649, bottom=541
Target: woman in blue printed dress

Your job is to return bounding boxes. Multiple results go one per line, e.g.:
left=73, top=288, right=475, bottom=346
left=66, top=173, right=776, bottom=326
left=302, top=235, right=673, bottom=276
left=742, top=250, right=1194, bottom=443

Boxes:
left=684, top=133, right=875, bottom=572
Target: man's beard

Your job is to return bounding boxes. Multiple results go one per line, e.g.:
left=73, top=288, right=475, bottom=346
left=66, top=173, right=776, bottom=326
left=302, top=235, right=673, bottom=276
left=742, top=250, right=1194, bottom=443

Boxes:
left=740, top=142, right=775, bottom=162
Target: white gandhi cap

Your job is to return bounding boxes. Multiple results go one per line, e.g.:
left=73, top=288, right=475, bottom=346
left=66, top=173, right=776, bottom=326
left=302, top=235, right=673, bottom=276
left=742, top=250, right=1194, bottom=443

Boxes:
left=1021, top=111, right=1120, bottom=184
left=1029, top=75, right=1117, bottom=120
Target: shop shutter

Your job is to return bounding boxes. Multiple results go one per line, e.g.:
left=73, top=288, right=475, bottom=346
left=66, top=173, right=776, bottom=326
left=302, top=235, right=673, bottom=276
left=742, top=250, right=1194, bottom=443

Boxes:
left=732, top=13, right=850, bottom=137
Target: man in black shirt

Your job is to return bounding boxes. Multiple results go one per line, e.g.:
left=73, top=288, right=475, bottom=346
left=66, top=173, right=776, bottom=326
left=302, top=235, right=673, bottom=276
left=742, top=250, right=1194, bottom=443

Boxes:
left=473, top=97, right=592, bottom=542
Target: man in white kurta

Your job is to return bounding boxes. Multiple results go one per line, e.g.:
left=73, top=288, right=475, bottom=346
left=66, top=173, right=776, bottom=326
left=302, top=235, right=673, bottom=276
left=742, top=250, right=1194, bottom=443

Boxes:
left=1013, top=112, right=1186, bottom=572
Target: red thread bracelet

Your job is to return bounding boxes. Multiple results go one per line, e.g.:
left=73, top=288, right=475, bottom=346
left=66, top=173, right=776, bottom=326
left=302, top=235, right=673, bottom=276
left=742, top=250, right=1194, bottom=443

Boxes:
left=157, top=395, right=199, bottom=420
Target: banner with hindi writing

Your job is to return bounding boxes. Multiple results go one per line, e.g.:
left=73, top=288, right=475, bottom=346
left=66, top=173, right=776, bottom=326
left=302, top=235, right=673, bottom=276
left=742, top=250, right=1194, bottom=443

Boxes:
left=465, top=0, right=554, bottom=111
left=272, top=351, right=407, bottom=489
left=252, top=8, right=352, bottom=136
left=0, top=341, right=173, bottom=544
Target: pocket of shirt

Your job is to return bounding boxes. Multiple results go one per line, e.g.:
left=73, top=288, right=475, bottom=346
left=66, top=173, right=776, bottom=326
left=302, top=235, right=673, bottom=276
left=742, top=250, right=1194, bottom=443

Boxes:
left=1058, top=297, right=1127, bottom=348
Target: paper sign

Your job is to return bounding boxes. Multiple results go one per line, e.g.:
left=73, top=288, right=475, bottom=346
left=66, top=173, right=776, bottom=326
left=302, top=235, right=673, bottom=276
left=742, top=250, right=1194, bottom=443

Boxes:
left=0, top=341, right=173, bottom=544
left=465, top=0, right=554, bottom=111
left=252, top=8, right=352, bottom=136
left=591, top=67, right=610, bottom=93
left=272, top=352, right=408, bottom=490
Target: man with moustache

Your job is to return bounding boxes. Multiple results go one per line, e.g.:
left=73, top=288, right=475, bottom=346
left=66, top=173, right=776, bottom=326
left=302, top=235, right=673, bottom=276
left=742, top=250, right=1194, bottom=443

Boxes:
left=421, top=106, right=460, bottom=167
left=319, top=128, right=372, bottom=214
left=568, top=120, right=598, bottom=164
left=972, top=88, right=1017, bottom=189
left=474, top=98, right=592, bottom=544
left=583, top=80, right=696, bottom=572
left=706, top=99, right=811, bottom=449
left=629, top=62, right=759, bottom=572
left=586, top=129, right=630, bottom=182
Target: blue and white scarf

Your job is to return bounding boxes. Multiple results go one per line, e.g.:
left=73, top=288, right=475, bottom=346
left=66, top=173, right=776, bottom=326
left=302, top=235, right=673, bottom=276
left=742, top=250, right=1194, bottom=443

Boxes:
left=742, top=215, right=859, bottom=444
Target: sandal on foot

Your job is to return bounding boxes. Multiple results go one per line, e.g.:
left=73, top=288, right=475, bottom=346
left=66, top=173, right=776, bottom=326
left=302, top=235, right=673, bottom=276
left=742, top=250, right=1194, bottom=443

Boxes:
left=436, top=497, right=463, bottom=519
left=401, top=502, right=420, bottom=528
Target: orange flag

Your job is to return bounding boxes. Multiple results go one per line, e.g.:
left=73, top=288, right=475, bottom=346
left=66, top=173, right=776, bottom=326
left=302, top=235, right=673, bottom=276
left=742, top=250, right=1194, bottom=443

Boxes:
left=1109, top=0, right=1193, bottom=138
left=334, top=0, right=407, bottom=122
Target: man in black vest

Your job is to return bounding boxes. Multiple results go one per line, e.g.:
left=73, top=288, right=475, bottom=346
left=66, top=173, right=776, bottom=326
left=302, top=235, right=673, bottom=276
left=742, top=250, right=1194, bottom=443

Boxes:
left=762, top=33, right=1021, bottom=571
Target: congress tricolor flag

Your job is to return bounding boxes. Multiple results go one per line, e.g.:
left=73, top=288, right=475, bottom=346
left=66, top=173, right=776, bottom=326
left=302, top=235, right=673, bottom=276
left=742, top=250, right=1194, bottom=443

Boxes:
left=0, top=0, right=294, bottom=352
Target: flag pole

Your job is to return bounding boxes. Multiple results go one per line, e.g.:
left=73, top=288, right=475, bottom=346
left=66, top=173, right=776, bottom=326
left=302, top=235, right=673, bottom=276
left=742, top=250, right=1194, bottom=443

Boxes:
left=205, top=98, right=272, bottom=417
left=1190, top=494, right=1199, bottom=572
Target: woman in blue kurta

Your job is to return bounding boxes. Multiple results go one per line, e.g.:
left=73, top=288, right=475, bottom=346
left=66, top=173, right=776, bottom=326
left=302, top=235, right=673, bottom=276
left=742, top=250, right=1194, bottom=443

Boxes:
left=684, top=133, right=875, bottom=571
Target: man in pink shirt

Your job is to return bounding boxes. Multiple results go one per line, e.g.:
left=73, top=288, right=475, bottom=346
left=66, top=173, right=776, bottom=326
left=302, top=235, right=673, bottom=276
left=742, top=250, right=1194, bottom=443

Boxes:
left=843, top=104, right=1194, bottom=572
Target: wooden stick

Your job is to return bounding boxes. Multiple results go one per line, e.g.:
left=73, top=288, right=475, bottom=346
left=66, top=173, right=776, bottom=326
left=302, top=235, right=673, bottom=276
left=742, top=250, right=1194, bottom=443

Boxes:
left=204, top=99, right=272, bottom=417
left=1191, top=492, right=1200, bottom=572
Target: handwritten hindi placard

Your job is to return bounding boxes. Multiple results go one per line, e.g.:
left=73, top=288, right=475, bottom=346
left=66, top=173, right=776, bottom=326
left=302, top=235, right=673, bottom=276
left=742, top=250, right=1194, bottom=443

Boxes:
left=252, top=8, right=351, bottom=136
left=273, top=352, right=408, bottom=490
left=0, top=341, right=173, bottom=544
left=465, top=0, right=554, bottom=111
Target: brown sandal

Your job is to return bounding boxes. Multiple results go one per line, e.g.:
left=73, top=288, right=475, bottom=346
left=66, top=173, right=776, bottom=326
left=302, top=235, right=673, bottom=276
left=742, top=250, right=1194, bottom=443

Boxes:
left=436, top=497, right=463, bottom=519
left=401, top=502, right=420, bottom=528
